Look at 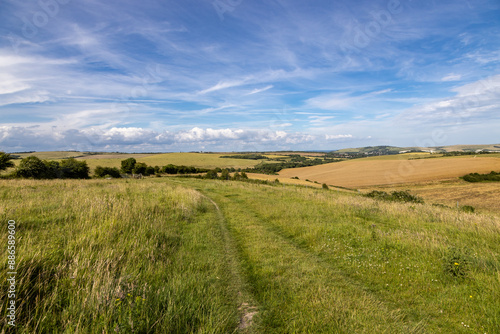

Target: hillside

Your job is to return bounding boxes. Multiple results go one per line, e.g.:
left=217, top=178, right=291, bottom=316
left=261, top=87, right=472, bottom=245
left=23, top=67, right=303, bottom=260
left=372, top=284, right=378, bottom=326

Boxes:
left=278, top=155, right=500, bottom=188
left=1, top=177, right=498, bottom=333
left=335, top=144, right=500, bottom=155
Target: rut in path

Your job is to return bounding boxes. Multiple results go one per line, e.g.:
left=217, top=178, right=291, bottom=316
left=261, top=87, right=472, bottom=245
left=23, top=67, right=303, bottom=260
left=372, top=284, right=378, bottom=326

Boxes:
left=197, top=191, right=259, bottom=332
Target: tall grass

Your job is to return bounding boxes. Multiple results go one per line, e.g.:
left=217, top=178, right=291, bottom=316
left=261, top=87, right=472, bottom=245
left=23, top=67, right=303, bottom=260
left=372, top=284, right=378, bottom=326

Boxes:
left=1, top=177, right=499, bottom=333
left=176, top=179, right=500, bottom=333
left=0, top=179, right=241, bottom=333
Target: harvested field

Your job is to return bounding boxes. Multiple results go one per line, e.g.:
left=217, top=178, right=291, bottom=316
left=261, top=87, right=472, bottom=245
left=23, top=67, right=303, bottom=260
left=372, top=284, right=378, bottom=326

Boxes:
left=278, top=156, right=500, bottom=188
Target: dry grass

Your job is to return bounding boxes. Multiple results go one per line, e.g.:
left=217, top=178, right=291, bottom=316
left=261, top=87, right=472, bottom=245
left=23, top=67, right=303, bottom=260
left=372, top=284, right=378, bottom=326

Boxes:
left=279, top=156, right=500, bottom=188
left=368, top=180, right=500, bottom=213
left=245, top=173, right=323, bottom=188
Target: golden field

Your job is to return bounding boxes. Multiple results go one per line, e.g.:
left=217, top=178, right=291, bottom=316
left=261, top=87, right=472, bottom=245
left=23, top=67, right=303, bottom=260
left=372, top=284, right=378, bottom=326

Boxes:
left=278, top=156, right=500, bottom=188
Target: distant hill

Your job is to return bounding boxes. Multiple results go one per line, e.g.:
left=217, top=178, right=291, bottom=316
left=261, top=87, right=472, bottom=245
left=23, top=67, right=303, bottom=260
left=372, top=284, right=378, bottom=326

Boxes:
left=335, top=144, right=500, bottom=155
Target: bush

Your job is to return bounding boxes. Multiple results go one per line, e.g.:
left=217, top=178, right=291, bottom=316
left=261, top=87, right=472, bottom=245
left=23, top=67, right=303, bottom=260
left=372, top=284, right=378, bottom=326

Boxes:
left=121, top=158, right=136, bottom=174
left=461, top=171, right=500, bottom=182
left=15, top=156, right=48, bottom=179
left=0, top=152, right=14, bottom=171
left=322, top=183, right=329, bottom=190
left=94, top=166, right=121, bottom=178
left=60, top=158, right=90, bottom=179
left=145, top=166, right=156, bottom=176
left=220, top=169, right=230, bottom=180
left=365, top=190, right=424, bottom=204
left=43, top=160, right=62, bottom=179
left=204, top=170, right=218, bottom=179
left=15, top=156, right=89, bottom=179
left=461, top=205, right=475, bottom=213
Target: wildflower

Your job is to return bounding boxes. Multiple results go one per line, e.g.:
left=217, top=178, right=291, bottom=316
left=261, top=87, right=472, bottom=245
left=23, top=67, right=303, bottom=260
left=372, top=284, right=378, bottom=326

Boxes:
left=454, top=263, right=459, bottom=266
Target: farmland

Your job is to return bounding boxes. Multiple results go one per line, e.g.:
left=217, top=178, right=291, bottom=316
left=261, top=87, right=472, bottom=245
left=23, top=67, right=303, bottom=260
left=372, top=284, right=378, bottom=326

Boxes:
left=1, top=177, right=499, bottom=333
left=278, top=155, right=500, bottom=188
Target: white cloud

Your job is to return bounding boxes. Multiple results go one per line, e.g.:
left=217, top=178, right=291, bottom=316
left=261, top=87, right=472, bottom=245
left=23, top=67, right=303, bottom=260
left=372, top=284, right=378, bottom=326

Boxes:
left=246, top=85, right=274, bottom=95
left=0, top=126, right=320, bottom=152
left=396, top=74, right=500, bottom=125
left=441, top=73, right=462, bottom=82
left=325, top=134, right=353, bottom=140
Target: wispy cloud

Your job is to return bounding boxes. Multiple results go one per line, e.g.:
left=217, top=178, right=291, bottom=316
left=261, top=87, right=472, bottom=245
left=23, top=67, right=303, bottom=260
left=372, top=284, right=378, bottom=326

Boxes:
left=0, top=0, right=499, bottom=151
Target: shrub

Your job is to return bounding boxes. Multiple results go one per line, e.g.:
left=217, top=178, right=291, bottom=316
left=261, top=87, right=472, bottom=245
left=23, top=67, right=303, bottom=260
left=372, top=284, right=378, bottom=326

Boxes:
left=15, top=156, right=48, bottom=179
left=0, top=151, right=14, bottom=171
left=220, top=169, right=230, bottom=180
left=94, top=166, right=121, bottom=178
left=132, top=162, right=148, bottom=175
left=461, top=171, right=500, bottom=182
left=43, top=160, right=62, bottom=179
left=365, top=190, right=424, bottom=204
left=60, top=158, right=90, bottom=179
left=322, top=183, right=329, bottom=190
left=204, top=170, right=218, bottom=179
left=121, top=158, right=136, bottom=174
left=461, top=205, right=475, bottom=213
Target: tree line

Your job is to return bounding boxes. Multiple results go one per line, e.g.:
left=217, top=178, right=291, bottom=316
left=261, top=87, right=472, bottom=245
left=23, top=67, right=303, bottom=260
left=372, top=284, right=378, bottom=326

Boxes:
left=0, top=153, right=90, bottom=179
left=244, top=155, right=342, bottom=174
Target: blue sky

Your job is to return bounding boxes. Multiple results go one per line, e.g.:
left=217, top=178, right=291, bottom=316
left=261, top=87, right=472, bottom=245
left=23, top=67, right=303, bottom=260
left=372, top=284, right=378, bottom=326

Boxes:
left=1, top=0, right=499, bottom=152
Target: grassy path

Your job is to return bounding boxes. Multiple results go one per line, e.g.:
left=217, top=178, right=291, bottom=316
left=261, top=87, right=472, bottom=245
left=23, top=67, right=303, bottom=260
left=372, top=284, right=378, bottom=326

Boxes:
left=191, top=181, right=423, bottom=333
left=179, top=178, right=500, bottom=333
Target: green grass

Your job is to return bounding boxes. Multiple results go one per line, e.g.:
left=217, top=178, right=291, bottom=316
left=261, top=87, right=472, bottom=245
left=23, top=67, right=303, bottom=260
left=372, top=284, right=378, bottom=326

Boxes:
left=0, top=179, right=245, bottom=333
left=1, top=177, right=499, bottom=333
left=75, top=153, right=266, bottom=171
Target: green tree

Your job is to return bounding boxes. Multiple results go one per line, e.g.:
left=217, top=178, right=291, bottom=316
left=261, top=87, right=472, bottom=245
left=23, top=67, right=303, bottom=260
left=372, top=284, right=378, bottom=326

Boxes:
left=220, top=169, right=230, bottom=180
left=15, top=156, right=47, bottom=178
left=0, top=152, right=14, bottom=171
left=240, top=172, right=248, bottom=179
left=133, top=162, right=148, bottom=175
left=322, top=183, right=329, bottom=190
left=60, top=158, right=90, bottom=179
left=121, top=158, right=136, bottom=174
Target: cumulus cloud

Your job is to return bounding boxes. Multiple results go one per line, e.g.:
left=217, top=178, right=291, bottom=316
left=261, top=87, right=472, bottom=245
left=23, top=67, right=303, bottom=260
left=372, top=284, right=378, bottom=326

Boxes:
left=0, top=126, right=328, bottom=152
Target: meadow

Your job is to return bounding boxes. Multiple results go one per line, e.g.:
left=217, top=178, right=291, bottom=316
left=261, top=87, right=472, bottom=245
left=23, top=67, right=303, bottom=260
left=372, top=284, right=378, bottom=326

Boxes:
left=78, top=153, right=266, bottom=170
left=1, top=177, right=499, bottom=333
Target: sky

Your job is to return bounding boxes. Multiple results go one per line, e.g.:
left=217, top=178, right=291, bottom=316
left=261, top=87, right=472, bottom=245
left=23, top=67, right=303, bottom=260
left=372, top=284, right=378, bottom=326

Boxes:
left=0, top=0, right=499, bottom=152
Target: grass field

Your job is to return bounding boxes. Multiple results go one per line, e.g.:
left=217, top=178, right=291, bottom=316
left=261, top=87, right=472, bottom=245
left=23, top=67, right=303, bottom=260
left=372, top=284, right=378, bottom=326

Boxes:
left=1, top=177, right=499, bottom=333
left=279, top=155, right=500, bottom=188
left=75, top=153, right=268, bottom=170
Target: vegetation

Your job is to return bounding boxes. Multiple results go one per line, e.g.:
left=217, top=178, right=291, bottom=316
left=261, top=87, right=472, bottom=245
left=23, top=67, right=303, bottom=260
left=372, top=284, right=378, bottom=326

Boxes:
left=461, top=171, right=500, bottom=182
left=444, top=151, right=499, bottom=156
left=365, top=190, right=424, bottom=204
left=0, top=179, right=244, bottom=333
left=245, top=155, right=341, bottom=174
left=120, top=157, right=136, bottom=174
left=94, top=166, right=122, bottom=178
left=0, top=152, right=14, bottom=171
left=1, top=177, right=499, bottom=332
left=220, top=154, right=268, bottom=160
left=13, top=156, right=89, bottom=179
